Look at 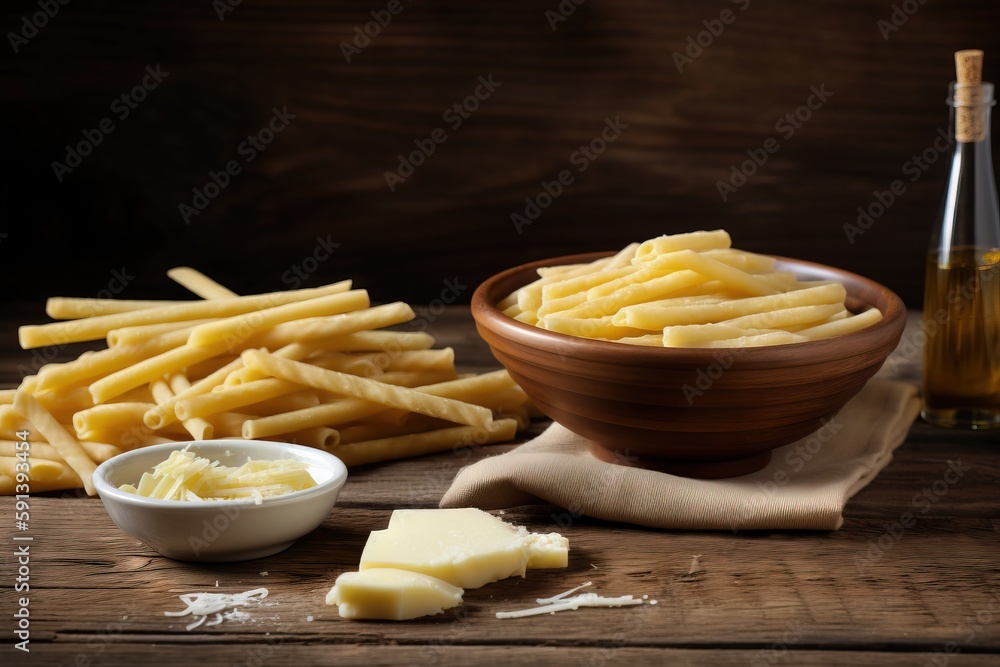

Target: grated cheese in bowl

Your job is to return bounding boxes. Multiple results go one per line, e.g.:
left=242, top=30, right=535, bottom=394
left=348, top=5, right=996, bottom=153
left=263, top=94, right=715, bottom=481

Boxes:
left=118, top=446, right=317, bottom=503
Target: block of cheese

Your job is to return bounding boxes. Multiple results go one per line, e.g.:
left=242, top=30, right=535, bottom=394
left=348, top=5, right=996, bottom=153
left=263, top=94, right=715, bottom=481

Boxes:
left=385, top=509, right=569, bottom=567
left=361, top=508, right=569, bottom=589
left=327, top=568, right=463, bottom=621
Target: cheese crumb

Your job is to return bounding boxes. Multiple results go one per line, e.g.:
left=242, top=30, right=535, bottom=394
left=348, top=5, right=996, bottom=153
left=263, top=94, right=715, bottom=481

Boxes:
left=226, top=609, right=251, bottom=623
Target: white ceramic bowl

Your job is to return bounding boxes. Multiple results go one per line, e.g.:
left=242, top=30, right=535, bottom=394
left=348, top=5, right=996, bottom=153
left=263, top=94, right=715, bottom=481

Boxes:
left=93, top=440, right=348, bottom=562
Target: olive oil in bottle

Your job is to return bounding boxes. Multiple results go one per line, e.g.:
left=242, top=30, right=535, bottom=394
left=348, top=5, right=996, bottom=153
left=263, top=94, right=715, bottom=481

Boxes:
left=921, top=50, right=1000, bottom=429
left=922, top=247, right=1000, bottom=426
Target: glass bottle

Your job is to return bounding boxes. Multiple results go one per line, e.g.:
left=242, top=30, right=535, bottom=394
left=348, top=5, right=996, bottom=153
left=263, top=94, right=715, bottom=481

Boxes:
left=922, top=52, right=1000, bottom=429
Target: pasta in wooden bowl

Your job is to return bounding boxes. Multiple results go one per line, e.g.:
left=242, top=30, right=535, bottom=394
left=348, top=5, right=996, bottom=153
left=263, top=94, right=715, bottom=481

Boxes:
left=471, top=230, right=907, bottom=478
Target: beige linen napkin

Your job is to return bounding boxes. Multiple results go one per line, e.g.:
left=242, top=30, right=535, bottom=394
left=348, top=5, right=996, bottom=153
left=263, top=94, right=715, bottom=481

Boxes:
left=440, top=379, right=920, bottom=530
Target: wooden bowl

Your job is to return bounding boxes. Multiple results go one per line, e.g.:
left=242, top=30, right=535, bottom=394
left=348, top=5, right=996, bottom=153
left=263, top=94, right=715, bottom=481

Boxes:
left=471, top=253, right=907, bottom=478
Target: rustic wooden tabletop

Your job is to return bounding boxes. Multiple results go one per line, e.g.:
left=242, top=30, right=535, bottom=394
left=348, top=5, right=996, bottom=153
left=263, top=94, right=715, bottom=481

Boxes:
left=1, top=307, right=999, bottom=667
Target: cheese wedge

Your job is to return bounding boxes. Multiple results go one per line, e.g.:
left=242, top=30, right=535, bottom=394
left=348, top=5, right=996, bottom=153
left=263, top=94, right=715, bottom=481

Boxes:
left=361, top=508, right=568, bottom=589
left=327, top=568, right=463, bottom=620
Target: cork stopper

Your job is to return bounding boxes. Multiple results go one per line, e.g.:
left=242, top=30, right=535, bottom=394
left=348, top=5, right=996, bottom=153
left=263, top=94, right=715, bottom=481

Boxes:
left=954, top=49, right=986, bottom=142
left=956, top=49, right=983, bottom=85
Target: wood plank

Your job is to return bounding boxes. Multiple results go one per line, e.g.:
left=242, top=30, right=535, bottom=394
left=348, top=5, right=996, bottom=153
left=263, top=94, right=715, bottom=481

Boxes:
left=14, top=497, right=1000, bottom=649
left=19, top=644, right=1000, bottom=667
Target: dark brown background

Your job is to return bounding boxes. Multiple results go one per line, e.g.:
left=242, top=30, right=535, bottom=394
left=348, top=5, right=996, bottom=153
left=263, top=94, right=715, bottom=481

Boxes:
left=2, top=0, right=999, bottom=309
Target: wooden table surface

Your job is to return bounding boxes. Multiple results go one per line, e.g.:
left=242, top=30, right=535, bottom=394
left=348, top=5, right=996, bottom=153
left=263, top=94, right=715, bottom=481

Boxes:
left=2, top=307, right=999, bottom=667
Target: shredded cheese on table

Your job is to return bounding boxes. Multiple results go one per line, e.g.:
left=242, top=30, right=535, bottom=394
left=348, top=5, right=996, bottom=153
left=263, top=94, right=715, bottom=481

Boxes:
left=164, top=588, right=269, bottom=631
left=497, top=582, right=654, bottom=619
